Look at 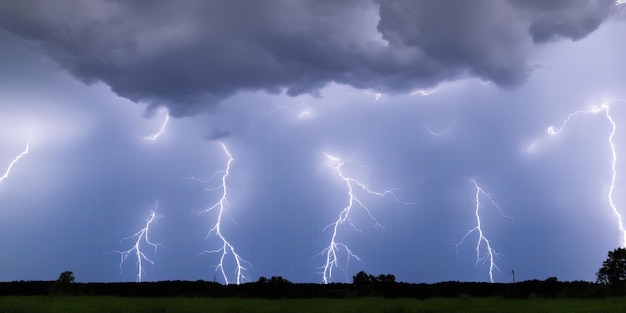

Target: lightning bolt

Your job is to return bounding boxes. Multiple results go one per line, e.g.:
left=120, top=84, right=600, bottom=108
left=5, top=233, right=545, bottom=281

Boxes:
left=546, top=105, right=606, bottom=136
left=374, top=93, right=382, bottom=102
left=113, top=202, right=161, bottom=282
left=191, top=142, right=249, bottom=285
left=317, top=153, right=412, bottom=284
left=456, top=179, right=510, bottom=283
left=545, top=99, right=626, bottom=247
left=410, top=88, right=436, bottom=96
left=143, top=112, right=170, bottom=141
left=0, top=136, right=31, bottom=184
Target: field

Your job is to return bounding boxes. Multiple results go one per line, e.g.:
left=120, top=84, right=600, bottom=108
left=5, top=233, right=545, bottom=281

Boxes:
left=2, top=296, right=626, bottom=313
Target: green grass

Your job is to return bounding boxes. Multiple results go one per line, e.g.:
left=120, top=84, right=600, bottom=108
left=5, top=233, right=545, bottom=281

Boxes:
left=2, top=296, right=626, bottom=313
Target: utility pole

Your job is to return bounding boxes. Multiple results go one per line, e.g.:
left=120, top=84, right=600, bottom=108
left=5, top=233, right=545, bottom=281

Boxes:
left=511, top=269, right=515, bottom=284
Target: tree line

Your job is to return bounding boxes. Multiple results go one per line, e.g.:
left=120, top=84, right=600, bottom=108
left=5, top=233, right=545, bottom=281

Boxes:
left=1, top=247, right=625, bottom=298
left=0, top=276, right=617, bottom=299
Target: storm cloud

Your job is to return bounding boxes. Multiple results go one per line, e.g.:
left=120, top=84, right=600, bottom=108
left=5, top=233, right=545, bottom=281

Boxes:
left=0, top=0, right=616, bottom=117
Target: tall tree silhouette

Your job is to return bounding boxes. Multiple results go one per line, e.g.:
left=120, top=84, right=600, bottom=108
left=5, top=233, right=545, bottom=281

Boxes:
left=597, top=248, right=626, bottom=285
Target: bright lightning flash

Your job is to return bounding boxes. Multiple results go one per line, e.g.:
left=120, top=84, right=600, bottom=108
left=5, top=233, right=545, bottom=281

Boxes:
left=192, top=142, right=249, bottom=285
left=143, top=113, right=170, bottom=141
left=317, top=153, right=411, bottom=284
left=0, top=136, right=31, bottom=184
left=114, top=202, right=161, bottom=282
left=456, top=179, right=509, bottom=283
left=410, top=88, right=436, bottom=96
left=546, top=99, right=626, bottom=247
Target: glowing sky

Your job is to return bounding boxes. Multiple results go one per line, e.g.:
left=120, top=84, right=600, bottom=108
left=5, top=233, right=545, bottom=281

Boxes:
left=0, top=0, right=625, bottom=284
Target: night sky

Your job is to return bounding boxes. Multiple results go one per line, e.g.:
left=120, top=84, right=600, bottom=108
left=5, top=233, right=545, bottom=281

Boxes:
left=0, top=0, right=625, bottom=284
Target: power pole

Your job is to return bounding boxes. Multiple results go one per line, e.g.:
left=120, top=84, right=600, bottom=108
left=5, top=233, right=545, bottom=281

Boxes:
left=511, top=269, right=516, bottom=284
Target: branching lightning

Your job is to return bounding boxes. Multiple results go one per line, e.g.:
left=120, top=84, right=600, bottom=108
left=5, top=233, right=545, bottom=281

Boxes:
left=317, top=153, right=412, bottom=284
left=456, top=179, right=510, bottom=283
left=0, top=136, right=31, bottom=184
left=113, top=202, right=161, bottom=282
left=545, top=99, right=626, bottom=247
left=143, top=113, right=170, bottom=141
left=191, top=142, right=249, bottom=285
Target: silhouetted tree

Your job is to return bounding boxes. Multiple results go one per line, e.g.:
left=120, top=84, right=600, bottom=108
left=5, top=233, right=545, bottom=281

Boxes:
left=597, top=248, right=626, bottom=285
left=268, top=276, right=290, bottom=284
left=353, top=271, right=399, bottom=297
left=50, top=271, right=75, bottom=295
left=377, top=274, right=396, bottom=283
left=264, top=276, right=291, bottom=298
left=353, top=271, right=375, bottom=284
left=376, top=274, right=398, bottom=297
left=353, top=271, right=375, bottom=296
left=57, top=271, right=75, bottom=284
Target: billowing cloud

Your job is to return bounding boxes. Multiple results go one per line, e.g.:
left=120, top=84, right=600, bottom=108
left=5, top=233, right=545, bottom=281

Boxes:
left=508, top=0, right=614, bottom=43
left=0, top=0, right=617, bottom=117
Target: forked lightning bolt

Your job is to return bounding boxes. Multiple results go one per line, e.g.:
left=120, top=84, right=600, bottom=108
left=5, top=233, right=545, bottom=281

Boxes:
left=0, top=136, right=31, bottom=184
left=546, top=99, right=626, bottom=247
left=143, top=113, right=170, bottom=141
left=192, top=142, right=249, bottom=285
left=317, top=153, right=411, bottom=284
left=456, top=179, right=509, bottom=283
left=113, top=202, right=161, bottom=282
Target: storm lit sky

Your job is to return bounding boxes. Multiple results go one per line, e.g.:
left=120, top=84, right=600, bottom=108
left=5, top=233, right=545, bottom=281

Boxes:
left=0, top=1, right=625, bottom=284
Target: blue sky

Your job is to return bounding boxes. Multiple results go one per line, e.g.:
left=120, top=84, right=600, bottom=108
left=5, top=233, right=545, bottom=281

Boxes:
left=0, top=1, right=625, bottom=284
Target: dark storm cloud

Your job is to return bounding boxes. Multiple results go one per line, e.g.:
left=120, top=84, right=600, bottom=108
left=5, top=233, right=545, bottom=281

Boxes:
left=375, top=0, right=533, bottom=87
left=508, top=0, right=614, bottom=43
left=0, top=0, right=616, bottom=116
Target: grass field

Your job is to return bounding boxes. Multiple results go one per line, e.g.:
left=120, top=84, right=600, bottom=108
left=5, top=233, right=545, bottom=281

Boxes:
left=1, top=296, right=626, bottom=313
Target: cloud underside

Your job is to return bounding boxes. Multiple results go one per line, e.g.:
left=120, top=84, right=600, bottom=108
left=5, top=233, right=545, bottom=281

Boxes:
left=0, top=0, right=615, bottom=116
